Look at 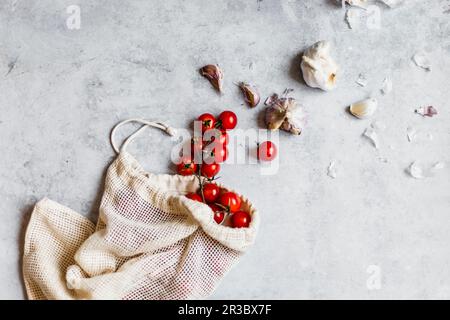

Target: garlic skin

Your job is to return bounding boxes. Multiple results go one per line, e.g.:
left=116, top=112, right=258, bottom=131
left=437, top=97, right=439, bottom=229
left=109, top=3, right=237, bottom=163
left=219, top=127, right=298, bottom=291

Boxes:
left=380, top=77, right=392, bottom=95
left=301, top=41, right=338, bottom=91
left=379, top=0, right=404, bottom=8
left=264, top=93, right=305, bottom=135
left=345, top=0, right=368, bottom=8
left=356, top=73, right=368, bottom=87
left=408, top=162, right=424, bottom=179
left=327, top=161, right=337, bottom=179
left=415, top=106, right=437, bottom=117
left=350, top=97, right=378, bottom=119
left=345, top=8, right=360, bottom=29
left=363, top=127, right=379, bottom=148
left=412, top=53, right=431, bottom=71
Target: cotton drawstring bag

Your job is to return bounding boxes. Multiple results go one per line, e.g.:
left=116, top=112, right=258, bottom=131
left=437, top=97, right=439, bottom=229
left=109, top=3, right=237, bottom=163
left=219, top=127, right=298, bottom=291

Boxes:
left=22, top=119, right=259, bottom=300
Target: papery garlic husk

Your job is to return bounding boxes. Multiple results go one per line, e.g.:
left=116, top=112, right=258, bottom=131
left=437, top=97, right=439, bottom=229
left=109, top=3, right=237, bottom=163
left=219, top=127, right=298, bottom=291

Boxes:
left=238, top=82, right=260, bottom=107
left=363, top=127, right=379, bottom=148
left=408, top=162, right=424, bottom=179
left=301, top=41, right=338, bottom=91
left=200, top=64, right=223, bottom=92
left=380, top=76, right=392, bottom=95
left=378, top=0, right=404, bottom=8
left=412, top=53, right=431, bottom=71
left=356, top=73, right=368, bottom=87
left=407, top=161, right=445, bottom=179
left=415, top=106, right=437, bottom=117
left=264, top=93, right=305, bottom=135
left=345, top=8, right=360, bottom=29
left=350, top=97, right=378, bottom=119
left=327, top=161, right=337, bottom=179
left=345, top=0, right=368, bottom=8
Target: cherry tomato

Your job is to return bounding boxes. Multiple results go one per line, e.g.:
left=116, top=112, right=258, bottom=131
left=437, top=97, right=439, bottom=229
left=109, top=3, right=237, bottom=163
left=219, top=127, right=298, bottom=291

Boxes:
left=231, top=211, right=251, bottom=228
left=176, top=157, right=197, bottom=176
left=204, top=145, right=228, bottom=163
left=202, top=183, right=220, bottom=203
left=191, top=137, right=204, bottom=161
left=208, top=204, right=225, bottom=224
left=204, top=129, right=229, bottom=145
left=217, top=130, right=229, bottom=145
left=186, top=193, right=203, bottom=202
left=201, top=162, right=220, bottom=178
left=219, top=191, right=241, bottom=213
left=257, top=141, right=277, bottom=162
left=217, top=111, right=237, bottom=130
left=198, top=113, right=216, bottom=132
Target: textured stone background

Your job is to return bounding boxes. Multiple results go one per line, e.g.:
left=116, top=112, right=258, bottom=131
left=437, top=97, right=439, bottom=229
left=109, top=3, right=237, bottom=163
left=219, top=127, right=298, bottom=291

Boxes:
left=0, top=0, right=449, bottom=299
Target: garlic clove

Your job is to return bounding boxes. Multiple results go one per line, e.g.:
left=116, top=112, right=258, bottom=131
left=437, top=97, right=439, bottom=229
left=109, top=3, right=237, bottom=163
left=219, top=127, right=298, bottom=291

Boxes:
left=281, top=100, right=304, bottom=135
left=301, top=41, right=338, bottom=91
left=199, top=64, right=223, bottom=92
left=238, top=82, right=260, bottom=107
left=281, top=118, right=302, bottom=135
left=265, top=104, right=287, bottom=130
left=265, top=93, right=305, bottom=135
left=349, top=97, right=378, bottom=119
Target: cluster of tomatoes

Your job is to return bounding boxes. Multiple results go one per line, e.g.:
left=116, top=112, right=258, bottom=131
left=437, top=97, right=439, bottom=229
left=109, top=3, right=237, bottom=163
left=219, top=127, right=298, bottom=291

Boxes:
left=176, top=110, right=251, bottom=228
left=186, top=184, right=251, bottom=228
left=176, top=110, right=237, bottom=178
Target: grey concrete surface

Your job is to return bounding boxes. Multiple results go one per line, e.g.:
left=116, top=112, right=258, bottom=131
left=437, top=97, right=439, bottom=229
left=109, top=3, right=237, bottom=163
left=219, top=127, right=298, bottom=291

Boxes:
left=1, top=0, right=449, bottom=299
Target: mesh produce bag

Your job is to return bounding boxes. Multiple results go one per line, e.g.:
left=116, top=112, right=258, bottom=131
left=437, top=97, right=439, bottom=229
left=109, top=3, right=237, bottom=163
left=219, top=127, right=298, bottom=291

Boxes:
left=22, top=119, right=259, bottom=300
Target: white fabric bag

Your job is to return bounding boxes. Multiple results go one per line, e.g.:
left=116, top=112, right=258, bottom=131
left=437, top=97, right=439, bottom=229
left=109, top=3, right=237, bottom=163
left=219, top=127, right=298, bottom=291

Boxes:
left=22, top=119, right=259, bottom=300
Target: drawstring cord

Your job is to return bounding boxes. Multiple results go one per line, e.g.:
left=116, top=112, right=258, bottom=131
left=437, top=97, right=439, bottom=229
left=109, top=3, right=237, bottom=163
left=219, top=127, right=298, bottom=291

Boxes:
left=110, top=119, right=176, bottom=154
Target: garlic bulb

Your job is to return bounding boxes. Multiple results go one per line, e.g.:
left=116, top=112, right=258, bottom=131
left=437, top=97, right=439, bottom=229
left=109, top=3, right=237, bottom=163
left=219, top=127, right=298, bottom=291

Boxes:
left=264, top=92, right=305, bottom=135
left=301, top=41, right=338, bottom=91
left=349, top=97, right=377, bottom=119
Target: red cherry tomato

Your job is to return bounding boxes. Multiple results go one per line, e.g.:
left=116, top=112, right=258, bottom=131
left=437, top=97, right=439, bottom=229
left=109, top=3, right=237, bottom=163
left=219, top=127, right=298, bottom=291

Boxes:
left=198, top=113, right=216, bottom=132
left=204, top=145, right=228, bottom=163
left=214, top=211, right=225, bottom=224
left=201, top=162, right=220, bottom=178
left=219, top=191, right=241, bottom=213
left=204, top=129, right=229, bottom=145
left=202, top=183, right=220, bottom=203
left=231, top=211, right=251, bottom=228
left=191, top=138, right=204, bottom=160
left=257, top=141, right=277, bottom=162
left=186, top=193, right=203, bottom=202
left=177, top=157, right=197, bottom=176
left=214, top=147, right=228, bottom=163
left=217, top=111, right=237, bottom=130
left=208, top=204, right=225, bottom=224
left=216, top=130, right=229, bottom=145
